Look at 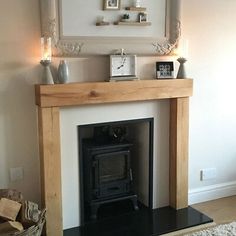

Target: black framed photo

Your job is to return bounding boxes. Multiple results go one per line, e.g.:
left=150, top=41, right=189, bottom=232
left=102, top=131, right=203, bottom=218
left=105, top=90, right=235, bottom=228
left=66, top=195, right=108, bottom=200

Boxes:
left=156, top=61, right=174, bottom=79
left=139, top=12, right=147, bottom=22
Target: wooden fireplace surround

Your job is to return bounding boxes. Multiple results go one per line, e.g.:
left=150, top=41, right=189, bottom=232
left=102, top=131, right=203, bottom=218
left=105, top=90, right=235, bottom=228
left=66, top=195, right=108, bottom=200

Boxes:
left=35, top=79, right=193, bottom=236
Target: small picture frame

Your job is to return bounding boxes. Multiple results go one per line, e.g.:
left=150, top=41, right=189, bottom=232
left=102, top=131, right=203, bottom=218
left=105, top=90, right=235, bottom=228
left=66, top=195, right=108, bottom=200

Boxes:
left=103, top=0, right=120, bottom=10
left=139, top=12, right=147, bottom=22
left=156, top=61, right=174, bottom=79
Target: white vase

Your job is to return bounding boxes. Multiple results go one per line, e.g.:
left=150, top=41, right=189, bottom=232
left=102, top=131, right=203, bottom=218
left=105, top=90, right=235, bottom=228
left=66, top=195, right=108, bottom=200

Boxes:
left=58, top=60, right=69, bottom=84
left=134, top=0, right=141, bottom=7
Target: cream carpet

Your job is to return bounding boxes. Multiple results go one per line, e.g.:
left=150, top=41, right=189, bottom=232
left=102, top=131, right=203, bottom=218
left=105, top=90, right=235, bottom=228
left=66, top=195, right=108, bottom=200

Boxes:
left=161, top=223, right=215, bottom=236
left=183, top=221, right=236, bottom=236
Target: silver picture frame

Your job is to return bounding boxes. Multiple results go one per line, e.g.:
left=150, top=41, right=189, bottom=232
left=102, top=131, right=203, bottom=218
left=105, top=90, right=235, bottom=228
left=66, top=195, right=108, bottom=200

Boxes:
left=103, top=0, right=121, bottom=10
left=156, top=61, right=175, bottom=79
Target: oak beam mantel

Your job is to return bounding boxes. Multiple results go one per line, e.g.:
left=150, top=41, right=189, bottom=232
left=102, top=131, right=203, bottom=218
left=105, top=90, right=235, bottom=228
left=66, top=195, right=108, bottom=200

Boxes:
left=35, top=79, right=193, bottom=108
left=35, top=79, right=193, bottom=236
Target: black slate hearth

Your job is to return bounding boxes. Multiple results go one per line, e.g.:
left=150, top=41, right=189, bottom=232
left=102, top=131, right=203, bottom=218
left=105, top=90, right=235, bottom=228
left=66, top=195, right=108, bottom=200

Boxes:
left=63, top=206, right=213, bottom=236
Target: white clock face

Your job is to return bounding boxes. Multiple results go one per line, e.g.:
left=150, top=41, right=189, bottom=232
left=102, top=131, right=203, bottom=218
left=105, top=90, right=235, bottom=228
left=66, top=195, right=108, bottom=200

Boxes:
left=110, top=55, right=136, bottom=77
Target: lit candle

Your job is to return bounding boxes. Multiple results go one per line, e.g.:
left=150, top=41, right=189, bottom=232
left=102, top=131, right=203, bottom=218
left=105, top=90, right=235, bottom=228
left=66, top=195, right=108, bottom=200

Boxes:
left=40, top=37, right=52, bottom=61
left=40, top=37, right=54, bottom=84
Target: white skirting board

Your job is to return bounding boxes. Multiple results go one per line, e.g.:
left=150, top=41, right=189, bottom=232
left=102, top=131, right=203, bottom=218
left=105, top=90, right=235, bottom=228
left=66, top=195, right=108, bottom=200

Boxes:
left=188, top=181, right=236, bottom=205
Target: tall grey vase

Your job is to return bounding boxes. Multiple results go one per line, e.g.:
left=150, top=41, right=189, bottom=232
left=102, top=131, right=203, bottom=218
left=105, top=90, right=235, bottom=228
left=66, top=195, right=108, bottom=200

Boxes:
left=58, top=60, right=69, bottom=84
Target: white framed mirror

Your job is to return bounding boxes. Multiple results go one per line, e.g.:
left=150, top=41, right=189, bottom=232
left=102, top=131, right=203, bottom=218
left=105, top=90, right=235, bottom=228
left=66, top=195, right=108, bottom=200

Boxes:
left=40, top=0, right=181, bottom=56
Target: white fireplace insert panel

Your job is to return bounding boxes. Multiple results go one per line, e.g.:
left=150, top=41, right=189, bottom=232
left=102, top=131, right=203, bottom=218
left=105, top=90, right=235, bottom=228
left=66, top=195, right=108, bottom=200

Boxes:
left=60, top=100, right=170, bottom=229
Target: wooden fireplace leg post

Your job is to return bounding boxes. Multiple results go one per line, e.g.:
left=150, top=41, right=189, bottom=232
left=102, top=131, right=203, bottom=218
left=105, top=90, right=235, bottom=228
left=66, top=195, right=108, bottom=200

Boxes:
left=38, top=107, right=63, bottom=236
left=169, top=97, right=189, bottom=209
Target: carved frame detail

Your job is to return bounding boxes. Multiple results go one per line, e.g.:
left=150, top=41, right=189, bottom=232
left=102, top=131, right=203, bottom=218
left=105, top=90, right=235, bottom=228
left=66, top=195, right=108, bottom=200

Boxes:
left=40, top=0, right=182, bottom=56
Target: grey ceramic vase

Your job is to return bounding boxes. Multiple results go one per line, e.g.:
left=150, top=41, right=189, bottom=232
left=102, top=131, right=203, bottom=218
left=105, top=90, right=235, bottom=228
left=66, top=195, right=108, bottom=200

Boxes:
left=58, top=60, right=69, bottom=84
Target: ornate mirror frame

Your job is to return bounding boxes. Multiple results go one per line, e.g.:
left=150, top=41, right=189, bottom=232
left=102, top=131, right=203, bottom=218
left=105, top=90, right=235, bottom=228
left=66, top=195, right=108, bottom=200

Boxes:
left=40, top=0, right=182, bottom=56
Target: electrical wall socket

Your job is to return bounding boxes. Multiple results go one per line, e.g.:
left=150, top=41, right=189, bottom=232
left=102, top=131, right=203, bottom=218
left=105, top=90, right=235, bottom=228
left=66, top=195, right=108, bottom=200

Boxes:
left=200, top=168, right=217, bottom=181
left=10, top=167, right=24, bottom=182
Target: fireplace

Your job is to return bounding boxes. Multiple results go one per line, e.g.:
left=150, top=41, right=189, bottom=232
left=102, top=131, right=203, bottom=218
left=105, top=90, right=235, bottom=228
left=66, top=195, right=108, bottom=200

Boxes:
left=35, top=79, right=194, bottom=235
left=79, top=118, right=154, bottom=224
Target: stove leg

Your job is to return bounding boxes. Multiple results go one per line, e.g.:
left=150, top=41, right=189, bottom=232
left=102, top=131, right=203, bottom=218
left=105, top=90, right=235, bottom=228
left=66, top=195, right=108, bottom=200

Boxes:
left=90, top=204, right=100, bottom=220
left=131, top=195, right=139, bottom=210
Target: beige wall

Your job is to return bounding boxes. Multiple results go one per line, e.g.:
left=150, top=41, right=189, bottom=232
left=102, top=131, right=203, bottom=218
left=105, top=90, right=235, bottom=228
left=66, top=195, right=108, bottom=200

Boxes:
left=0, top=0, right=41, bottom=202
left=1, top=0, right=236, bottom=211
left=182, top=0, right=236, bottom=202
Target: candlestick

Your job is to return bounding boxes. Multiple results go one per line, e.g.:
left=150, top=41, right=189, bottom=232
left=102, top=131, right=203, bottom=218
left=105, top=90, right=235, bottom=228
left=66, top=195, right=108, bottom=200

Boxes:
left=40, top=37, right=54, bottom=84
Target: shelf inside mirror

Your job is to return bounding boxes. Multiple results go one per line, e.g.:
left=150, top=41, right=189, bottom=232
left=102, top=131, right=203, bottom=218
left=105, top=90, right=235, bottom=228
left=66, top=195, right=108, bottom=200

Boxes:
left=96, top=21, right=110, bottom=26
left=114, top=21, right=151, bottom=26
left=125, top=7, right=147, bottom=11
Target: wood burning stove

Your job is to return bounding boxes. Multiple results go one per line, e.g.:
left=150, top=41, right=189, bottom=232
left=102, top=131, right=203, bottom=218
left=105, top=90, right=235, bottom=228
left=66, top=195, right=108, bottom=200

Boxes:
left=82, top=140, right=139, bottom=220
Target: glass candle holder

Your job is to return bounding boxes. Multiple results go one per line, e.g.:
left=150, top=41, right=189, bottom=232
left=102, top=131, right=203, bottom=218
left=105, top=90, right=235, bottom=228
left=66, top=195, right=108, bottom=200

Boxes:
left=41, top=37, right=52, bottom=61
left=40, top=37, right=54, bottom=84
